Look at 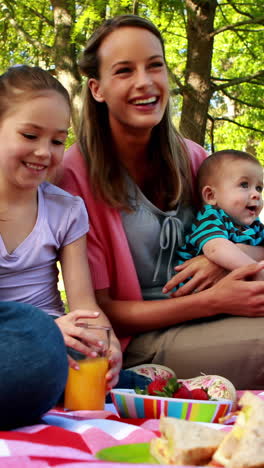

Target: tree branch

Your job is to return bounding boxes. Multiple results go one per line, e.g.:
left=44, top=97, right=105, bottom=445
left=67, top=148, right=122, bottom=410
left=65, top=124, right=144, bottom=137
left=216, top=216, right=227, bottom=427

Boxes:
left=211, top=116, right=264, bottom=134
left=212, top=70, right=264, bottom=91
left=207, top=115, right=215, bottom=152
left=220, top=88, right=264, bottom=110
left=2, top=8, right=52, bottom=53
left=168, top=69, right=185, bottom=92
left=2, top=0, right=53, bottom=26
left=170, top=87, right=183, bottom=96
left=23, top=4, right=54, bottom=27
left=226, top=0, right=254, bottom=20
left=132, top=0, right=139, bottom=15
left=209, top=17, right=264, bottom=38
left=216, top=2, right=260, bottom=59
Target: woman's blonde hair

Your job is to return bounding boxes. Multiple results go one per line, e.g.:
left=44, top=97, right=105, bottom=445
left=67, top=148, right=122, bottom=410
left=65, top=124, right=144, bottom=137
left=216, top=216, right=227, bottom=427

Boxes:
left=78, top=14, right=192, bottom=209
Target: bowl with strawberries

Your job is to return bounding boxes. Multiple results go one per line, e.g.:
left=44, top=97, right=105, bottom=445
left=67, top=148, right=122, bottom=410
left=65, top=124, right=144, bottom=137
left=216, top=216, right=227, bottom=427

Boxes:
left=110, top=374, right=236, bottom=423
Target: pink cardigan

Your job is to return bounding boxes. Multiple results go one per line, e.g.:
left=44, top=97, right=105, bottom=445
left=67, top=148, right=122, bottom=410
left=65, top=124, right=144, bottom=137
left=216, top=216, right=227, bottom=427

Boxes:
left=60, top=140, right=207, bottom=349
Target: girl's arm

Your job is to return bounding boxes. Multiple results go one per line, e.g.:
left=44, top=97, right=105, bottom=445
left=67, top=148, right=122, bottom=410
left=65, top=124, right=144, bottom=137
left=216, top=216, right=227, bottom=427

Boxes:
left=95, top=262, right=264, bottom=336
left=57, top=235, right=122, bottom=389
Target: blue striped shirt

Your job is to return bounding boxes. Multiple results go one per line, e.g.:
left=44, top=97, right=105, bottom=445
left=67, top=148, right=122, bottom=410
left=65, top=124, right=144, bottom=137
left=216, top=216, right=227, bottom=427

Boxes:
left=177, top=204, right=264, bottom=262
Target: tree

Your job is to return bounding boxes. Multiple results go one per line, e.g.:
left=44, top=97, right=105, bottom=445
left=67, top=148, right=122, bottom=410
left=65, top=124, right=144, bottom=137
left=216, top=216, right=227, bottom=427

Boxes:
left=179, top=0, right=264, bottom=153
left=0, top=0, right=263, bottom=155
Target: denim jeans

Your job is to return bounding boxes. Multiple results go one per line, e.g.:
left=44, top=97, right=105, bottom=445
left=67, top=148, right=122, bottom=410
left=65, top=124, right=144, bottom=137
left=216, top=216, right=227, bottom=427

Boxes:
left=0, top=301, right=68, bottom=430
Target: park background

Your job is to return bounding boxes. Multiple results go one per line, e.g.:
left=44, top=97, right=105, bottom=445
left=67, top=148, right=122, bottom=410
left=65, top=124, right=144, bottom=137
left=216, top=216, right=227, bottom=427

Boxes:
left=0, top=0, right=263, bottom=159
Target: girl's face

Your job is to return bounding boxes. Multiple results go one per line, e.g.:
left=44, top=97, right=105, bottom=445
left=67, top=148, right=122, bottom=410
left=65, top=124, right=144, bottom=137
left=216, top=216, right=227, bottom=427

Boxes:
left=0, top=91, right=70, bottom=191
left=89, top=26, right=169, bottom=139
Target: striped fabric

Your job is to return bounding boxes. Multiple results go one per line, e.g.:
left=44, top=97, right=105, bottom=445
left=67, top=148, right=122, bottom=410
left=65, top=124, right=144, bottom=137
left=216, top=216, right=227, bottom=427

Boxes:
left=0, top=392, right=263, bottom=466
left=0, top=408, right=159, bottom=467
left=177, top=204, right=264, bottom=262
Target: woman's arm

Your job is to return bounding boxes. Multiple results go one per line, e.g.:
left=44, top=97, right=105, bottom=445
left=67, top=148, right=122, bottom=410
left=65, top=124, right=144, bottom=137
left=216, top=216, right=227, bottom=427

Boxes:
left=58, top=235, right=122, bottom=388
left=95, top=262, right=264, bottom=336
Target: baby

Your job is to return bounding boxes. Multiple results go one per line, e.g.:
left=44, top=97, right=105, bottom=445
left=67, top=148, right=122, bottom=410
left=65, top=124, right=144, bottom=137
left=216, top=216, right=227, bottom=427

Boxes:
left=168, top=149, right=264, bottom=290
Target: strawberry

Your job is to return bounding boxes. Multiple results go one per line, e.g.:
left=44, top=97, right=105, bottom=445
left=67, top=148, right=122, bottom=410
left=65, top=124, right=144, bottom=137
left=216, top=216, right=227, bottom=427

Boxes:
left=147, top=378, right=168, bottom=396
left=191, top=388, right=209, bottom=400
left=172, top=384, right=193, bottom=399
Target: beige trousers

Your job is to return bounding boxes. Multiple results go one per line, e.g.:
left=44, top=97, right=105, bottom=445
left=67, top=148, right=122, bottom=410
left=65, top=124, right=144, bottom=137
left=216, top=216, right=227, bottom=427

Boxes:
left=123, top=315, right=264, bottom=390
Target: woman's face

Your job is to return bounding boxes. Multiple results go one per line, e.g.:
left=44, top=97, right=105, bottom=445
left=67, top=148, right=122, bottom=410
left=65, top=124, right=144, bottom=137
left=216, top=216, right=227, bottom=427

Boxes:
left=89, top=26, right=169, bottom=139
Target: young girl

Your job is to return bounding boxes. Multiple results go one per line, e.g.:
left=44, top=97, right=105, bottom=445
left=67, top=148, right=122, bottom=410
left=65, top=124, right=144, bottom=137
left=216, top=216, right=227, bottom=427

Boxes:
left=59, top=15, right=264, bottom=389
left=0, top=65, right=121, bottom=390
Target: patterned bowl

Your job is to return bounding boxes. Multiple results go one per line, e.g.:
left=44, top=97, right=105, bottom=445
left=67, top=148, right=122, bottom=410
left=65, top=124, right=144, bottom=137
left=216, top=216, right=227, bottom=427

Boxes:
left=110, top=389, right=234, bottom=423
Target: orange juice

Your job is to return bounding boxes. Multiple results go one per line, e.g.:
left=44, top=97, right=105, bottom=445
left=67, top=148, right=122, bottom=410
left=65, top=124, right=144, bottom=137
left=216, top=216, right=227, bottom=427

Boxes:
left=64, top=356, right=109, bottom=410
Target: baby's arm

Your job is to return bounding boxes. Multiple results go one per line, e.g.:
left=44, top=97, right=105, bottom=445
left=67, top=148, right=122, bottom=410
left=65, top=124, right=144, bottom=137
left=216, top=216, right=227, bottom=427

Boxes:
left=58, top=235, right=122, bottom=389
left=164, top=208, right=264, bottom=295
left=203, top=237, right=257, bottom=270
left=204, top=238, right=264, bottom=281
left=238, top=243, right=264, bottom=262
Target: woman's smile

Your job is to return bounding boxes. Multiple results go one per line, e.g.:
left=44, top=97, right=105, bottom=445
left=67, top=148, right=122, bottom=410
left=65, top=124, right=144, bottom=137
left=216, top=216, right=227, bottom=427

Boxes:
left=89, top=26, right=169, bottom=137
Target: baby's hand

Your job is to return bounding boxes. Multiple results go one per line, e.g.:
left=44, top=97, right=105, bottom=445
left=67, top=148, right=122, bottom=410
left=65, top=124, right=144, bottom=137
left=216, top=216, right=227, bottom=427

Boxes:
left=105, top=339, right=122, bottom=391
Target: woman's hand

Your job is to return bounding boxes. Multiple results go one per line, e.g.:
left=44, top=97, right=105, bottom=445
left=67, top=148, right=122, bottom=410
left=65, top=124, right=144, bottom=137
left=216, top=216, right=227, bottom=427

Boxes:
left=55, top=309, right=104, bottom=369
left=163, top=255, right=227, bottom=297
left=105, top=338, right=122, bottom=391
left=208, top=262, right=264, bottom=317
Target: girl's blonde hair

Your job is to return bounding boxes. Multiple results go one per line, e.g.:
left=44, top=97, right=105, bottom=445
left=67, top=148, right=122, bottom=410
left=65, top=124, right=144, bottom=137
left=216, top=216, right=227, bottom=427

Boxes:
left=0, top=65, right=70, bottom=121
left=78, top=15, right=192, bottom=209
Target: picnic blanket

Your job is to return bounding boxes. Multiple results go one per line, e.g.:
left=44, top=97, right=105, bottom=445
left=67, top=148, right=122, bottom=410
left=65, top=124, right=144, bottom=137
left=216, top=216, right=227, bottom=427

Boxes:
left=0, top=405, right=161, bottom=467
left=0, top=393, right=263, bottom=467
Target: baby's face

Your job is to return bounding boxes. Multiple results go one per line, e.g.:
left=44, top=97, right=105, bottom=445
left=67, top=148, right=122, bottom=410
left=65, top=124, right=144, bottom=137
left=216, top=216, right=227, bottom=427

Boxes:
left=209, top=159, right=263, bottom=225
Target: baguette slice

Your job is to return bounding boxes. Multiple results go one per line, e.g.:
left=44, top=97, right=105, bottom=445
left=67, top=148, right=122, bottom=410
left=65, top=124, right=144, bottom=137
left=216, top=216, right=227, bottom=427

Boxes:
left=213, top=392, right=264, bottom=468
left=150, top=417, right=225, bottom=465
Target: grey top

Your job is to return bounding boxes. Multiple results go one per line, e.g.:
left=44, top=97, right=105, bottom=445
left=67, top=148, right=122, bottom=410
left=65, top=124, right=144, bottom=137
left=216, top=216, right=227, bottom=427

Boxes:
left=121, top=178, right=194, bottom=300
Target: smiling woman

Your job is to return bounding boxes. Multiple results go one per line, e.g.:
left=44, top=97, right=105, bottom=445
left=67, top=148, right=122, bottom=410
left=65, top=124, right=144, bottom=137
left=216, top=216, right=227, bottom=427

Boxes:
left=59, top=15, right=264, bottom=390
left=87, top=26, right=169, bottom=138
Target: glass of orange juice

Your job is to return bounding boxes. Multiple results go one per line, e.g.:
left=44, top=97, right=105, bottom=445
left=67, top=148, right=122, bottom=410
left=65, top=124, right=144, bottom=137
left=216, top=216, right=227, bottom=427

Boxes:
left=64, top=324, right=110, bottom=411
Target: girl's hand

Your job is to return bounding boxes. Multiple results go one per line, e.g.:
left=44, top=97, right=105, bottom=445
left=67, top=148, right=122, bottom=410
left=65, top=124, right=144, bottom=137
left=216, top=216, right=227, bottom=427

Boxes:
left=55, top=309, right=104, bottom=369
left=105, top=338, right=122, bottom=391
left=163, top=255, right=227, bottom=297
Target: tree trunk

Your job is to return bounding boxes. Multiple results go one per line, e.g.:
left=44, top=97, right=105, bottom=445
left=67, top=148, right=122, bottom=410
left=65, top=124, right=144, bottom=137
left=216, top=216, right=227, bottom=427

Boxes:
left=179, top=0, right=217, bottom=146
left=50, top=0, right=82, bottom=130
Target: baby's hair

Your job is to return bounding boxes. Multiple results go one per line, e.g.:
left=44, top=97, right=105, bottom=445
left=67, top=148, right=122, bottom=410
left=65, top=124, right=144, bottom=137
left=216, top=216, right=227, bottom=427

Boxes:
left=197, top=149, right=261, bottom=197
left=0, top=65, right=70, bottom=121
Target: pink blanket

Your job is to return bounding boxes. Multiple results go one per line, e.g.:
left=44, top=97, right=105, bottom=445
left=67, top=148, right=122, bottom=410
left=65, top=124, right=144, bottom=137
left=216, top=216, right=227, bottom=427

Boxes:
left=0, top=408, right=161, bottom=467
left=0, top=392, right=263, bottom=467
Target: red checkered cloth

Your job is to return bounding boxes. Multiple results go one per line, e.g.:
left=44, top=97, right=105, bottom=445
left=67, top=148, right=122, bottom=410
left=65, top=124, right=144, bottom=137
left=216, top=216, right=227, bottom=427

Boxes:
left=0, top=408, right=161, bottom=467
left=0, top=392, right=262, bottom=467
